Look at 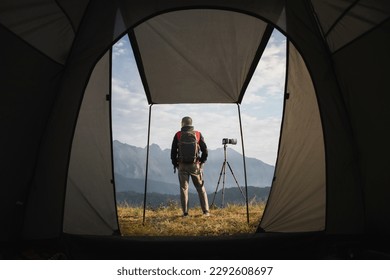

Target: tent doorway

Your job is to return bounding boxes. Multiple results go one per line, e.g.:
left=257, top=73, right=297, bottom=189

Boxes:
left=111, top=28, right=286, bottom=236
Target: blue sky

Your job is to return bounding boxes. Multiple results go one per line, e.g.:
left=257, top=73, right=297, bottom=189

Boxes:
left=111, top=30, right=286, bottom=166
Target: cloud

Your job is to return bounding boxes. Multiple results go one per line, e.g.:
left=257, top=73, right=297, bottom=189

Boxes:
left=111, top=78, right=149, bottom=144
left=112, top=40, right=128, bottom=58
left=245, top=34, right=286, bottom=100
left=239, top=114, right=282, bottom=164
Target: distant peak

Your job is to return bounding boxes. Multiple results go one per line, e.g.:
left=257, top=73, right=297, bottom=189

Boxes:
left=149, top=143, right=161, bottom=150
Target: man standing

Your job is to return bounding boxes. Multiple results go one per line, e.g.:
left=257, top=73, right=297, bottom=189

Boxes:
left=171, top=116, right=210, bottom=217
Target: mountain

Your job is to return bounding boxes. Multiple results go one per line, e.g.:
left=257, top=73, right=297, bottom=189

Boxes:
left=114, top=173, right=179, bottom=194
left=113, top=140, right=274, bottom=195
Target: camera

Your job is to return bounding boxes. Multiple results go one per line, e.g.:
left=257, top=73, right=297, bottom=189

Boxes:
left=222, top=138, right=237, bottom=145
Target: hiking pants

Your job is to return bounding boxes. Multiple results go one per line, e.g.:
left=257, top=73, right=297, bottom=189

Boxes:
left=178, top=162, right=209, bottom=214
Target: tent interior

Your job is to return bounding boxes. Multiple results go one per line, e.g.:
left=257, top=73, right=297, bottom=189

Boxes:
left=1, top=1, right=390, bottom=259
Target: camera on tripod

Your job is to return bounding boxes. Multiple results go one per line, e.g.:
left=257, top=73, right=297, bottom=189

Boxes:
left=222, top=138, right=237, bottom=145
left=211, top=137, right=245, bottom=208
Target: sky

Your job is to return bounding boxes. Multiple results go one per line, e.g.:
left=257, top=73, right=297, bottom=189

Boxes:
left=111, top=29, right=286, bottom=166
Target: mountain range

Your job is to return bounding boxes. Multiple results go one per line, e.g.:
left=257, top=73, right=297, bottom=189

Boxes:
left=113, top=140, right=274, bottom=198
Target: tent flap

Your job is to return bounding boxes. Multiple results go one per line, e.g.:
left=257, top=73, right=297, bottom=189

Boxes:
left=131, top=9, right=271, bottom=104
left=64, top=50, right=119, bottom=235
left=259, top=42, right=326, bottom=232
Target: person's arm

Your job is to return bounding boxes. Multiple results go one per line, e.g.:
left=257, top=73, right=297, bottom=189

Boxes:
left=171, top=133, right=179, bottom=167
left=199, top=132, right=208, bottom=164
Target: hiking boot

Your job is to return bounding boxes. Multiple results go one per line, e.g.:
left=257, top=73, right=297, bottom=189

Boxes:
left=203, top=211, right=210, bottom=217
left=182, top=213, right=189, bottom=217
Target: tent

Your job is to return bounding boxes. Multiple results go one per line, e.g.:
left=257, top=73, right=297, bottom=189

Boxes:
left=1, top=0, right=390, bottom=259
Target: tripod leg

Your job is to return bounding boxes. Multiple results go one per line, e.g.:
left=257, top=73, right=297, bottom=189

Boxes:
left=226, top=161, right=246, bottom=200
left=221, top=160, right=227, bottom=207
left=210, top=161, right=226, bottom=207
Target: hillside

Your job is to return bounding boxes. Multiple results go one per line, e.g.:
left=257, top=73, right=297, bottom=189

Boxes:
left=113, top=140, right=274, bottom=195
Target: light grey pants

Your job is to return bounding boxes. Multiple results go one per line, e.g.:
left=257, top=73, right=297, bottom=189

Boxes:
left=178, top=162, right=209, bottom=214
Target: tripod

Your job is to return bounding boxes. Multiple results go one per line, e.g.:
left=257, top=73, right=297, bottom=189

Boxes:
left=210, top=143, right=246, bottom=208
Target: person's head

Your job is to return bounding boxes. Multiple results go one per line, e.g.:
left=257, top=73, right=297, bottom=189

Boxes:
left=181, top=116, right=192, bottom=127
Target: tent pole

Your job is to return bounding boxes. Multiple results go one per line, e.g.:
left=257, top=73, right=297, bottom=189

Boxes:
left=237, top=103, right=250, bottom=224
left=143, top=104, right=153, bottom=225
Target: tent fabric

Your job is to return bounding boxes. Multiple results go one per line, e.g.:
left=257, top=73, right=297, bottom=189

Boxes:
left=132, top=9, right=272, bottom=104
left=64, top=50, right=118, bottom=235
left=0, top=0, right=389, bottom=243
left=331, top=18, right=390, bottom=232
left=0, top=0, right=75, bottom=64
left=0, top=20, right=64, bottom=240
left=283, top=0, right=367, bottom=234
left=311, top=0, right=390, bottom=53
left=259, top=42, right=326, bottom=232
left=20, top=1, right=119, bottom=240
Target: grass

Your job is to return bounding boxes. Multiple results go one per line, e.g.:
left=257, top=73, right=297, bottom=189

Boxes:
left=117, top=201, right=265, bottom=237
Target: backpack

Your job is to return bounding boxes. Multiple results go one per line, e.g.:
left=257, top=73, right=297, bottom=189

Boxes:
left=176, top=130, right=200, bottom=163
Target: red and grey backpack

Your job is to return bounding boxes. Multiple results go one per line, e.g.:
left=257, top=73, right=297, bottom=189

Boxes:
left=176, top=130, right=200, bottom=163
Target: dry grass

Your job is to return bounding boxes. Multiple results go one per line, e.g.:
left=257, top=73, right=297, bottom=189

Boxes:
left=117, top=202, right=265, bottom=237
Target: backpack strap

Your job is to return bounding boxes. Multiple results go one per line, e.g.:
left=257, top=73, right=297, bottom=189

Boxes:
left=195, top=131, right=200, bottom=143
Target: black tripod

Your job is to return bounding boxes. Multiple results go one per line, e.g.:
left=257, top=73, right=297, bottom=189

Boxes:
left=210, top=143, right=246, bottom=208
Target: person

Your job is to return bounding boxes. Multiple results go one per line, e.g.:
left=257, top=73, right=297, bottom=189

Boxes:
left=171, top=116, right=210, bottom=217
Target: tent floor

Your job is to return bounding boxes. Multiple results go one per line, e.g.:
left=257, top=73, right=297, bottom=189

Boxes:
left=2, top=232, right=390, bottom=260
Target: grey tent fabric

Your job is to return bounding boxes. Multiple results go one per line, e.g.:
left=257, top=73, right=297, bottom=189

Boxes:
left=132, top=9, right=270, bottom=104
left=330, top=16, right=390, bottom=232
left=0, top=14, right=65, bottom=240
left=64, top=51, right=118, bottom=235
left=311, top=0, right=389, bottom=53
left=259, top=42, right=326, bottom=232
left=0, top=0, right=389, bottom=242
left=0, top=0, right=75, bottom=64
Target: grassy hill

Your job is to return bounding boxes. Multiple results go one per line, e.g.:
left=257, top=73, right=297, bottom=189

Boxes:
left=117, top=202, right=265, bottom=236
